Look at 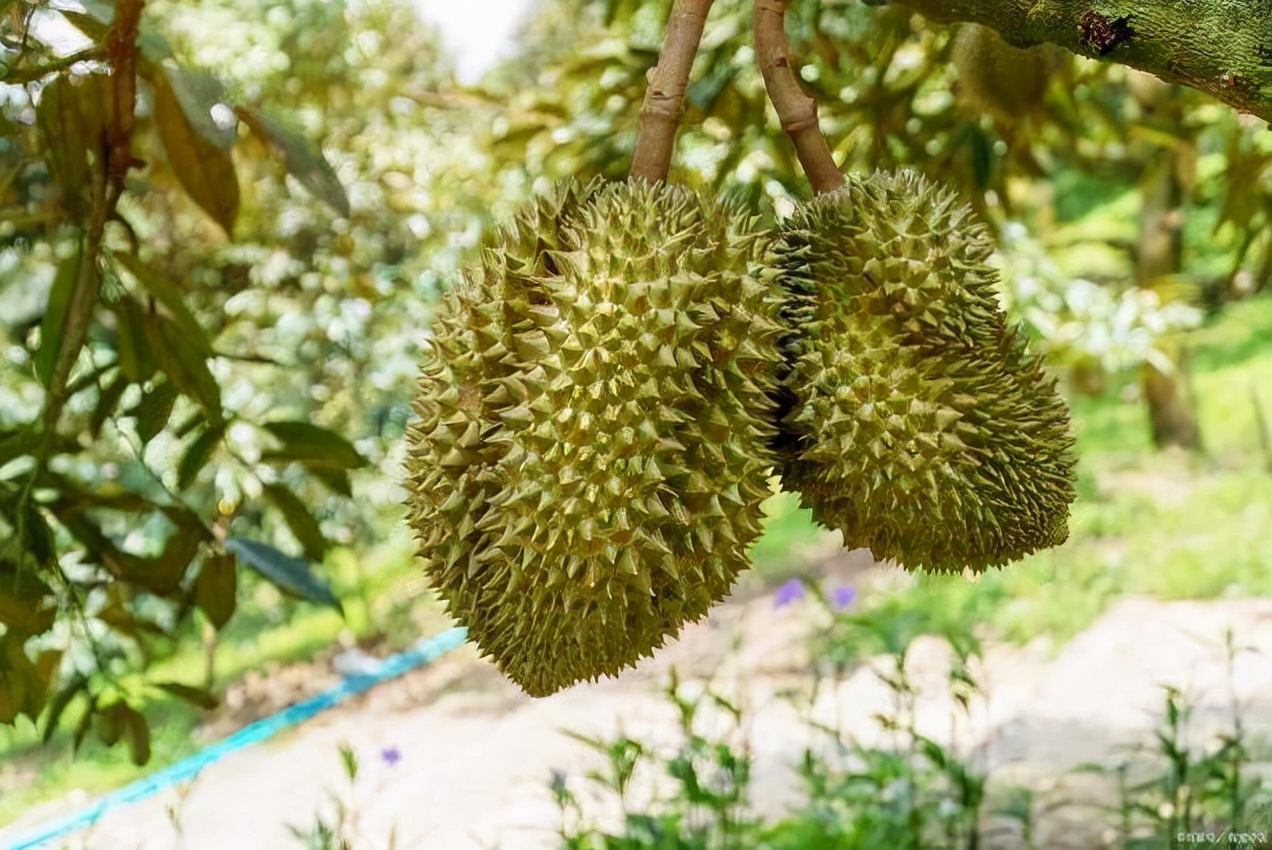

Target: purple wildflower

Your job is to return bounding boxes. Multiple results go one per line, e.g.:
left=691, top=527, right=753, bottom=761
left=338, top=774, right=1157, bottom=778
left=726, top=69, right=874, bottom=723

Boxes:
left=830, top=586, right=857, bottom=610
left=773, top=578, right=806, bottom=609
left=381, top=746, right=402, bottom=767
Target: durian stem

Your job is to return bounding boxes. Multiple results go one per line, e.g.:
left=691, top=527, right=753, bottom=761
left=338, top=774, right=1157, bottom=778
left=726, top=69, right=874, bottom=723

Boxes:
left=629, top=0, right=716, bottom=183
left=753, top=0, right=844, bottom=195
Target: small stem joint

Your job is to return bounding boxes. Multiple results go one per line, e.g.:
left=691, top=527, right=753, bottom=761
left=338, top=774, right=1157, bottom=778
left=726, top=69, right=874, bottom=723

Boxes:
left=629, top=0, right=715, bottom=183
left=754, top=0, right=845, bottom=194
left=639, top=83, right=689, bottom=122
left=782, top=113, right=820, bottom=135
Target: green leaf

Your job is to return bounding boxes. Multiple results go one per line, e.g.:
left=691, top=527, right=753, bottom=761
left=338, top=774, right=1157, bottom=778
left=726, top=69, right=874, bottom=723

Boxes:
left=35, top=244, right=83, bottom=387
left=261, top=421, right=365, bottom=469
left=114, top=254, right=213, bottom=356
left=0, top=427, right=41, bottom=466
left=98, top=702, right=126, bottom=747
left=339, top=744, right=359, bottom=780
left=31, top=650, right=60, bottom=719
left=151, top=528, right=201, bottom=593
left=160, top=67, right=236, bottom=148
left=0, top=637, right=52, bottom=723
left=0, top=635, right=37, bottom=724
left=0, top=489, right=55, bottom=568
left=114, top=298, right=158, bottom=384
left=308, top=465, right=352, bottom=497
left=195, top=552, right=237, bottom=630
left=42, top=674, right=88, bottom=743
left=263, top=484, right=328, bottom=562
left=236, top=106, right=350, bottom=218
left=35, top=77, right=101, bottom=211
left=23, top=504, right=54, bottom=566
left=224, top=537, right=342, bottom=613
left=154, top=681, right=218, bottom=710
left=144, top=314, right=222, bottom=423
left=177, top=423, right=224, bottom=490
left=172, top=411, right=205, bottom=439
left=132, top=380, right=180, bottom=444
left=60, top=9, right=110, bottom=41
left=686, top=60, right=736, bottom=113
left=117, top=703, right=151, bottom=765
left=72, top=696, right=95, bottom=753
left=90, top=373, right=128, bottom=438
left=153, top=66, right=240, bottom=234
left=0, top=563, right=56, bottom=637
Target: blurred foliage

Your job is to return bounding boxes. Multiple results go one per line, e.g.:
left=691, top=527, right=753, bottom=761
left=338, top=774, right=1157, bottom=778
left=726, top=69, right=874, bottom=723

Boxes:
left=2, top=0, right=1271, bottom=768
left=0, top=0, right=499, bottom=756
left=993, top=222, right=1204, bottom=396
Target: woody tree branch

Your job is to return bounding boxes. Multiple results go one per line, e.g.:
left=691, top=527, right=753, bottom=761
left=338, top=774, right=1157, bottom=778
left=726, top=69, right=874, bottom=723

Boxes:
left=630, top=0, right=716, bottom=182
left=883, top=0, right=1272, bottom=122
left=755, top=0, right=845, bottom=194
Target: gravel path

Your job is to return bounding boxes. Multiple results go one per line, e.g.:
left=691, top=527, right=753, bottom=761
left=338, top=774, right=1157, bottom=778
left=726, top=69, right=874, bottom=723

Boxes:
left=7, top=569, right=1272, bottom=850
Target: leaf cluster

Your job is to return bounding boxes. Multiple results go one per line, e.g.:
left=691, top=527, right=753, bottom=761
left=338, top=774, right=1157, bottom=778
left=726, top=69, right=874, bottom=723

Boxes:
left=0, top=0, right=452, bottom=757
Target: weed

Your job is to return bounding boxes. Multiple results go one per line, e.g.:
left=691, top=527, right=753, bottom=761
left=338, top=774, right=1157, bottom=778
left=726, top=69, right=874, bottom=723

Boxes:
left=548, top=604, right=1272, bottom=850
left=288, top=742, right=404, bottom=850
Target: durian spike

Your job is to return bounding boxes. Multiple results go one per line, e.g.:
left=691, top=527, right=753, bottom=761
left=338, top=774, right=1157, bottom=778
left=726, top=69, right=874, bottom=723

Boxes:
left=753, top=0, right=844, bottom=194
left=630, top=0, right=717, bottom=183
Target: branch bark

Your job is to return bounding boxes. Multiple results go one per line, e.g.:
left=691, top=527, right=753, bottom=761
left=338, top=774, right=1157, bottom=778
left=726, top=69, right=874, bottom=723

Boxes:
left=890, top=0, right=1272, bottom=122
left=629, top=0, right=715, bottom=183
left=754, top=0, right=845, bottom=194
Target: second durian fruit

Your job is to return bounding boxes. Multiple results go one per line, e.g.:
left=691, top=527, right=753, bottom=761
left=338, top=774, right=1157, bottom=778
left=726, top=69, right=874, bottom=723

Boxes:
left=405, top=177, right=785, bottom=697
left=773, top=170, right=1077, bottom=572
left=950, top=23, right=1068, bottom=125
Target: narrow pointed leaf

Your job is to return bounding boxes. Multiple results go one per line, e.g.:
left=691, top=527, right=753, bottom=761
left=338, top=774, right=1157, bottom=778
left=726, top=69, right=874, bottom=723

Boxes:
left=263, top=484, right=328, bottom=562
left=261, top=421, right=365, bottom=469
left=153, top=66, right=239, bottom=234
left=133, top=380, right=180, bottom=444
left=35, top=245, right=83, bottom=387
left=143, top=314, right=222, bottom=423
left=154, top=681, right=218, bottom=710
left=115, top=253, right=212, bottom=356
left=195, top=552, right=237, bottom=630
left=177, top=423, right=224, bottom=490
left=224, top=537, right=342, bottom=612
left=236, top=105, right=349, bottom=217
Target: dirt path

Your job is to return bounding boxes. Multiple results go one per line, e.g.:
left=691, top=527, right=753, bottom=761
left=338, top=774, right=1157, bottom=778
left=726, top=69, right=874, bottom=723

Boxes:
left=6, top=568, right=1272, bottom=850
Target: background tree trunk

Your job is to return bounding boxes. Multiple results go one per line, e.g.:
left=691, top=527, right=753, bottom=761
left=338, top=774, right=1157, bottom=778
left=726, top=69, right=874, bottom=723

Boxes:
left=1132, top=76, right=1202, bottom=451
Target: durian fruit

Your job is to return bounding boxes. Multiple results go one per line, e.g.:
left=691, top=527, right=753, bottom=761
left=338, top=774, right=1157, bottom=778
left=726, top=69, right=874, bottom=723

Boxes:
left=950, top=24, right=1067, bottom=124
left=405, top=177, right=785, bottom=697
left=773, top=169, right=1076, bottom=572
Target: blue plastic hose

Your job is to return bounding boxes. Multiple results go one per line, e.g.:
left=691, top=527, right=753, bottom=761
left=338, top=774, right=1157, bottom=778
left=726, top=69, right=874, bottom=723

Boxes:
left=5, top=626, right=469, bottom=850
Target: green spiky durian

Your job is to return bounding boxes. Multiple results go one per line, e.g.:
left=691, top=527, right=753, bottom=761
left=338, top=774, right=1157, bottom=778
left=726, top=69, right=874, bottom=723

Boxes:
left=405, top=177, right=784, bottom=697
left=950, top=24, right=1067, bottom=124
left=773, top=169, right=1076, bottom=572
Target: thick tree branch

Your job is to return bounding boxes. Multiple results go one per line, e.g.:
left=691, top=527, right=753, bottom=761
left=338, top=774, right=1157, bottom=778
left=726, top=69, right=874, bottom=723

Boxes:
left=630, top=0, right=715, bottom=183
left=890, top=0, right=1272, bottom=122
left=755, top=0, right=845, bottom=194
